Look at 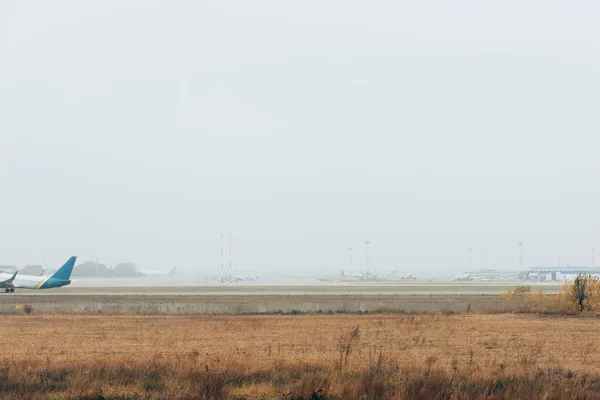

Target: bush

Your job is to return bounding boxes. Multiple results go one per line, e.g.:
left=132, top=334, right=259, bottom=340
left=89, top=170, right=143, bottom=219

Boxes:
left=568, top=274, right=600, bottom=312
left=514, top=285, right=531, bottom=295
left=502, top=276, right=600, bottom=314
left=501, top=286, right=532, bottom=300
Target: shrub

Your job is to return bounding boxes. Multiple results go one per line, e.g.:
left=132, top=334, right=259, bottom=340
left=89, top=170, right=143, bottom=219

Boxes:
left=502, top=276, right=600, bottom=314
left=514, top=285, right=531, bottom=295
left=501, top=285, right=531, bottom=300
left=567, top=274, right=600, bottom=312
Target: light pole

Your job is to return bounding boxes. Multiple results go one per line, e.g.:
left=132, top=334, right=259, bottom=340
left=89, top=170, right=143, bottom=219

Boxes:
left=593, top=248, right=595, bottom=267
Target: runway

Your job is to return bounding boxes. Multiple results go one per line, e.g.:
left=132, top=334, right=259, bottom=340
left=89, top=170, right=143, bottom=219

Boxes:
left=1, top=276, right=565, bottom=296
left=0, top=288, right=564, bottom=296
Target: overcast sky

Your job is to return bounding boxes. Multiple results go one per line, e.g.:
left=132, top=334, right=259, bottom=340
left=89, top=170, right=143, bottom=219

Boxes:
left=1, top=1, right=599, bottom=275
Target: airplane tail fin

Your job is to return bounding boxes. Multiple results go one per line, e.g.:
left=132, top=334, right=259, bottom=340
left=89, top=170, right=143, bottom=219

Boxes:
left=50, top=256, right=77, bottom=280
left=8, top=271, right=17, bottom=282
left=39, top=269, right=45, bottom=277
left=167, top=266, right=176, bottom=276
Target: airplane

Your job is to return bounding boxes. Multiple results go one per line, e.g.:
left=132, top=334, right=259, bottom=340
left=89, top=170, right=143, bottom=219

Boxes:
left=138, top=266, right=176, bottom=277
left=0, top=256, right=76, bottom=293
left=0, top=272, right=18, bottom=293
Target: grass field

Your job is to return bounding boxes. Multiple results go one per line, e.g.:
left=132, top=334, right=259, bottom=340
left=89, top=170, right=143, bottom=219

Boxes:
left=3, top=313, right=600, bottom=399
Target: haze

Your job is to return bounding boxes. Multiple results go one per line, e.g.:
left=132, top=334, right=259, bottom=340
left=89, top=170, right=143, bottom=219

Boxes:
left=1, top=1, right=599, bottom=276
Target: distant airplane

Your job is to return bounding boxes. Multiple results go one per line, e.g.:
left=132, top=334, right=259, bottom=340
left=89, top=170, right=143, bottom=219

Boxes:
left=0, top=256, right=76, bottom=293
left=138, top=266, right=176, bottom=277
left=452, top=273, right=473, bottom=282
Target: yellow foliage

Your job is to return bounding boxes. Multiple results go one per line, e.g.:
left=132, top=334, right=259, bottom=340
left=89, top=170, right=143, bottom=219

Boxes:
left=500, top=290, right=515, bottom=300
left=514, top=285, right=532, bottom=295
left=501, top=275, right=600, bottom=314
left=527, top=289, right=549, bottom=304
left=566, top=274, right=600, bottom=312
left=501, top=285, right=532, bottom=300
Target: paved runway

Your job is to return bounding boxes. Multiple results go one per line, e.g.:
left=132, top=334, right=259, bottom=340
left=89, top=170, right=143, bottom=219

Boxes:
left=0, top=276, right=565, bottom=296
left=0, top=291, right=551, bottom=296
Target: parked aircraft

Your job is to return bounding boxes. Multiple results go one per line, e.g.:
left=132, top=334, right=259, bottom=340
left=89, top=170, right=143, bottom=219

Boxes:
left=0, top=256, right=76, bottom=293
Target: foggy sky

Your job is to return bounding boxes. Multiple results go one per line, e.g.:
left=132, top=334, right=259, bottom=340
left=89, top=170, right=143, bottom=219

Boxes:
left=1, top=1, right=599, bottom=275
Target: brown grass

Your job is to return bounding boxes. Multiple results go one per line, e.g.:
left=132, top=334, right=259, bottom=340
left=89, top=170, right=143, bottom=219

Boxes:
left=3, top=313, right=600, bottom=399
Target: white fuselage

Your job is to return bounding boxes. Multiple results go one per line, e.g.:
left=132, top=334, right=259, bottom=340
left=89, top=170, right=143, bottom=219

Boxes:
left=0, top=273, right=52, bottom=289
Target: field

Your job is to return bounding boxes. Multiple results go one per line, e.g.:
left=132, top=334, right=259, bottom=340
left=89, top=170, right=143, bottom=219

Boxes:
left=4, top=313, right=600, bottom=399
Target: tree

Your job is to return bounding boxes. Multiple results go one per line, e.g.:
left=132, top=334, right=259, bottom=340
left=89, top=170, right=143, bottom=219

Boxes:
left=568, top=274, right=600, bottom=312
left=113, top=262, right=138, bottom=277
left=72, top=261, right=109, bottom=277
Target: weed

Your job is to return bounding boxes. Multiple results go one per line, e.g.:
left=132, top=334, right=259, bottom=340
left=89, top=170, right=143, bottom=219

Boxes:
left=337, top=325, right=359, bottom=371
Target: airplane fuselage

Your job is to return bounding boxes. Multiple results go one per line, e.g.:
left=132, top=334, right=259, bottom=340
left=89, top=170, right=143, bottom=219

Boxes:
left=0, top=273, right=71, bottom=289
left=0, top=256, right=76, bottom=293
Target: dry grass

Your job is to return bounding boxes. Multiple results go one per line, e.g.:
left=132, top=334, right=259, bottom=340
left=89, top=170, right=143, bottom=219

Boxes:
left=4, top=313, right=600, bottom=399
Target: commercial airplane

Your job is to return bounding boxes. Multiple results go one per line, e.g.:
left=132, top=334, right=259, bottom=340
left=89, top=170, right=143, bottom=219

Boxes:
left=0, top=272, right=18, bottom=293
left=0, top=256, right=76, bottom=293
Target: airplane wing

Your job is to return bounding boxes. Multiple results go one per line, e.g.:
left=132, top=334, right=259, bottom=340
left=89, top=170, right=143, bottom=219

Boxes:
left=0, top=272, right=18, bottom=288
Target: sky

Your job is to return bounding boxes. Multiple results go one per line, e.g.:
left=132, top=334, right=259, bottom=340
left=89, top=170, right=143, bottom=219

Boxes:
left=0, top=1, right=599, bottom=276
